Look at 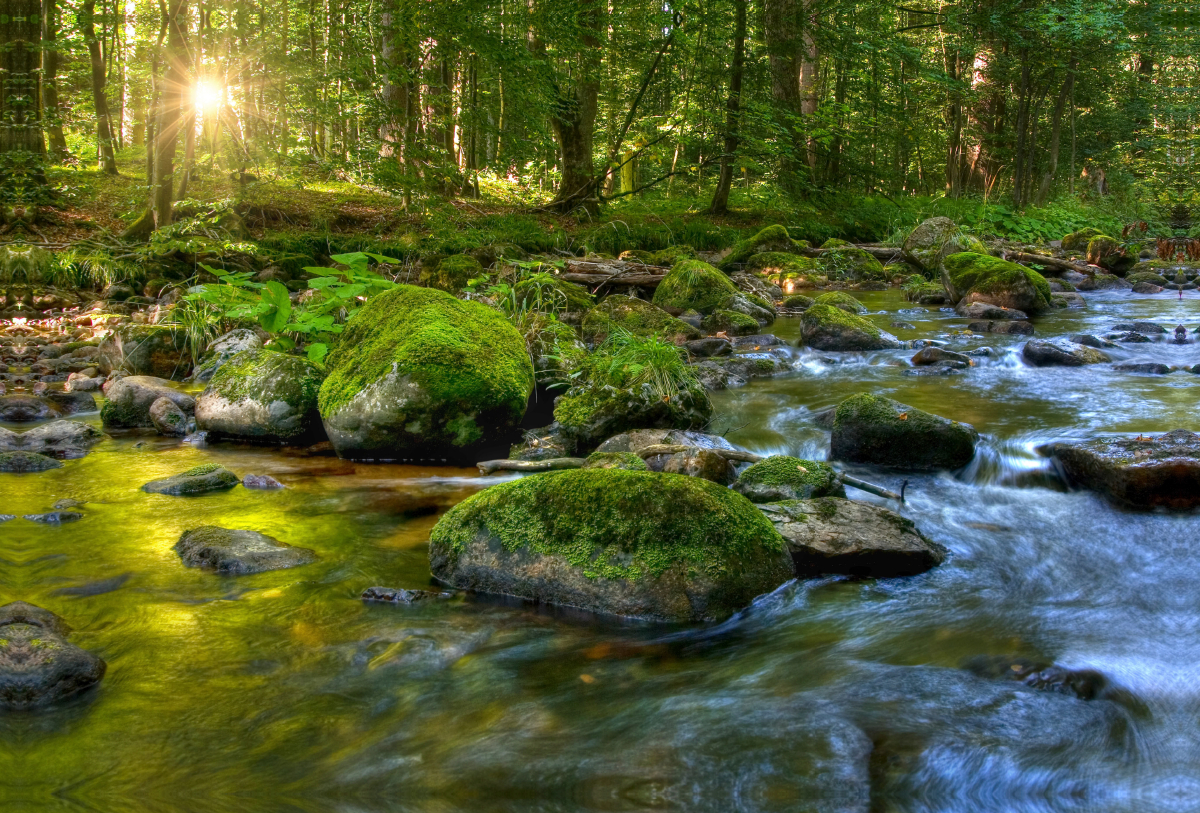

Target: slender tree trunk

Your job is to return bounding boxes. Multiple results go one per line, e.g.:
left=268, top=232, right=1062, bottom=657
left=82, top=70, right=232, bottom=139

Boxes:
left=80, top=0, right=119, bottom=173
left=1011, top=56, right=1031, bottom=208
left=764, top=0, right=819, bottom=187
left=545, top=0, right=603, bottom=212
left=41, top=0, right=69, bottom=163
left=153, top=0, right=190, bottom=228
left=0, top=0, right=48, bottom=199
left=1037, top=59, right=1076, bottom=206
left=707, top=0, right=746, bottom=214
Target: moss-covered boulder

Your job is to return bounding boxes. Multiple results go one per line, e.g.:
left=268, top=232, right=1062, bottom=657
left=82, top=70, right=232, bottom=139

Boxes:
left=318, top=285, right=534, bottom=461
left=554, top=377, right=711, bottom=453
left=782, top=294, right=815, bottom=310
left=581, top=295, right=700, bottom=346
left=0, top=451, right=63, bottom=473
left=701, top=309, right=759, bottom=336
left=745, top=252, right=819, bottom=290
left=101, top=375, right=196, bottom=428
left=652, top=260, right=738, bottom=314
left=650, top=246, right=699, bottom=266
left=428, top=469, right=793, bottom=621
left=799, top=304, right=901, bottom=351
left=97, top=325, right=192, bottom=380
left=718, top=291, right=776, bottom=324
left=1061, top=227, right=1103, bottom=252
left=813, top=291, right=867, bottom=314
left=733, top=456, right=845, bottom=503
left=720, top=225, right=808, bottom=270
left=191, top=329, right=263, bottom=384
left=1085, top=236, right=1134, bottom=275
left=195, top=350, right=325, bottom=444
left=1126, top=271, right=1169, bottom=288
left=942, top=252, right=1052, bottom=314
left=175, top=526, right=317, bottom=574
left=820, top=245, right=886, bottom=282
left=514, top=273, right=594, bottom=314
left=421, top=254, right=484, bottom=293
left=527, top=318, right=588, bottom=388
left=901, top=217, right=986, bottom=273
left=142, top=464, right=240, bottom=495
left=0, top=602, right=106, bottom=709
left=831, top=393, right=978, bottom=471
left=583, top=451, right=649, bottom=471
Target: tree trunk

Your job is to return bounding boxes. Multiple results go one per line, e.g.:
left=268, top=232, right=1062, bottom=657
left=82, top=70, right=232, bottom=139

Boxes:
left=1011, top=57, right=1031, bottom=208
left=1037, top=59, right=1076, bottom=205
left=41, top=0, right=68, bottom=163
left=546, top=0, right=603, bottom=212
left=764, top=0, right=819, bottom=187
left=80, top=0, right=118, bottom=174
left=707, top=0, right=746, bottom=215
left=0, top=0, right=48, bottom=199
left=380, top=0, right=418, bottom=207
left=153, top=0, right=190, bottom=228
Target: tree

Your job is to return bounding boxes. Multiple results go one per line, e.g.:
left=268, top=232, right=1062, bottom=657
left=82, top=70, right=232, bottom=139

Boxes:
left=707, top=0, right=745, bottom=214
left=0, top=0, right=49, bottom=204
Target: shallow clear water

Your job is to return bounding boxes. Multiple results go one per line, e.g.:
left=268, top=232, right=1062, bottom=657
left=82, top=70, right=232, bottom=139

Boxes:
left=5, top=290, right=1200, bottom=812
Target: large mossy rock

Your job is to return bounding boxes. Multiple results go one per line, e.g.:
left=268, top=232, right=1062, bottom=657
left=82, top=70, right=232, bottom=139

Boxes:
left=831, top=393, right=977, bottom=471
left=799, top=304, right=901, bottom=351
left=318, top=285, right=534, bottom=461
left=428, top=469, right=793, bottom=621
left=191, top=328, right=263, bottom=383
left=733, top=456, right=845, bottom=503
left=553, top=378, right=712, bottom=452
left=760, top=498, right=946, bottom=578
left=942, top=252, right=1052, bottom=314
left=819, top=245, right=886, bottom=282
left=97, top=325, right=192, bottom=380
left=581, top=295, right=700, bottom=346
left=652, top=260, right=738, bottom=314
left=812, top=291, right=867, bottom=314
left=1061, top=227, right=1103, bottom=252
left=720, top=225, right=808, bottom=270
left=0, top=602, right=106, bottom=709
left=1085, top=236, right=1135, bottom=275
left=901, top=217, right=985, bottom=273
left=175, top=526, right=318, bottom=574
left=420, top=254, right=484, bottom=293
left=195, top=350, right=325, bottom=444
left=1041, top=429, right=1200, bottom=510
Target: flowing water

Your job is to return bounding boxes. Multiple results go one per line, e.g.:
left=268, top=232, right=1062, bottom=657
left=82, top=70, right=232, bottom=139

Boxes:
left=5, top=290, right=1200, bottom=812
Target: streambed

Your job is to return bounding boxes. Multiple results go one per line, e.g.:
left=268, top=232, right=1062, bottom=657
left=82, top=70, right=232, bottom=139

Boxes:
left=4, top=289, right=1200, bottom=811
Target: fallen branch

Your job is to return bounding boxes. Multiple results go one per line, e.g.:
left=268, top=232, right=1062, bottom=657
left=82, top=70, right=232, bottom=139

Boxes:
left=1003, top=251, right=1096, bottom=276
left=477, top=458, right=585, bottom=475
left=635, top=444, right=763, bottom=463
left=838, top=473, right=903, bottom=502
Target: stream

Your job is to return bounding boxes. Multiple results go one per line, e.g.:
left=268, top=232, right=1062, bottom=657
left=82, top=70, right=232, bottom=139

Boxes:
left=4, top=289, right=1200, bottom=812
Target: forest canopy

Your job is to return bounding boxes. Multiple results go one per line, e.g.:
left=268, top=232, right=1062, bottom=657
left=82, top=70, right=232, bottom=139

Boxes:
left=0, top=0, right=1191, bottom=233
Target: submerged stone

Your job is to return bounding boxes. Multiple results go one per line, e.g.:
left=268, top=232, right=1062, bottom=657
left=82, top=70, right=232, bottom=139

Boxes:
left=428, top=468, right=793, bottom=622
left=1041, top=429, right=1200, bottom=510
left=361, top=586, right=454, bottom=604
left=23, top=512, right=83, bottom=524
left=0, top=452, right=64, bottom=473
left=760, top=498, right=946, bottom=578
left=0, top=420, right=105, bottom=458
left=0, top=602, right=106, bottom=709
left=175, top=526, right=317, bottom=574
left=142, top=464, right=240, bottom=495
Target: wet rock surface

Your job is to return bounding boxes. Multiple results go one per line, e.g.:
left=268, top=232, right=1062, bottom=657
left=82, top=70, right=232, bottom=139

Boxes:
left=760, top=498, right=947, bottom=578
left=1042, top=429, right=1200, bottom=509
left=142, top=464, right=240, bottom=495
left=175, top=526, right=318, bottom=574
left=0, top=451, right=64, bottom=473
left=831, top=393, right=978, bottom=471
left=0, top=602, right=106, bottom=709
left=0, top=420, right=105, bottom=458
left=361, top=586, right=455, bottom=604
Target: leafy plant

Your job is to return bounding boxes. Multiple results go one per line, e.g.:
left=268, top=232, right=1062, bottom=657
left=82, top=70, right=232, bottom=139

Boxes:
left=562, top=329, right=705, bottom=405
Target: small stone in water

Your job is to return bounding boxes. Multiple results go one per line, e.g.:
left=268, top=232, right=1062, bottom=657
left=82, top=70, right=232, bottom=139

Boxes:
left=243, top=474, right=285, bottom=489
left=23, top=512, right=83, bottom=524
left=0, top=515, right=14, bottom=523
left=52, top=498, right=86, bottom=510
left=362, top=586, right=455, bottom=604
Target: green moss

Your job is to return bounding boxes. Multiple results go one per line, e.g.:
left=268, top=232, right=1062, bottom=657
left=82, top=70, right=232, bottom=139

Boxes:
left=800, top=303, right=884, bottom=343
left=619, top=249, right=655, bottom=263
left=943, top=252, right=1052, bottom=309
left=820, top=238, right=852, bottom=249
left=1085, top=236, right=1120, bottom=264
left=430, top=468, right=784, bottom=582
left=182, top=464, right=224, bottom=476
left=318, top=285, right=534, bottom=421
left=1127, top=271, right=1169, bottom=287
left=720, top=225, right=807, bottom=269
left=649, top=246, right=699, bottom=266
left=746, top=252, right=817, bottom=274
left=739, top=456, right=838, bottom=491
left=1061, top=227, right=1102, bottom=251
left=820, top=246, right=885, bottom=281
left=581, top=295, right=700, bottom=345
left=833, top=392, right=967, bottom=440
left=421, top=254, right=484, bottom=292
left=583, top=451, right=649, bottom=470
left=783, top=294, right=814, bottom=309
left=701, top=309, right=759, bottom=335
left=652, top=260, right=738, bottom=314
left=209, top=349, right=324, bottom=410
left=813, top=291, right=867, bottom=314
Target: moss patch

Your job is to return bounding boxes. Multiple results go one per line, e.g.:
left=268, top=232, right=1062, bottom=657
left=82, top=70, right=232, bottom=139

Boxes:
left=652, top=260, right=738, bottom=314
left=421, top=254, right=484, bottom=292
left=583, top=451, right=649, bottom=471
left=318, top=285, right=534, bottom=420
left=738, top=456, right=841, bottom=494
left=208, top=349, right=324, bottom=410
left=430, top=468, right=784, bottom=582
left=943, top=252, right=1052, bottom=309
left=720, top=225, right=807, bottom=269
left=581, top=295, right=700, bottom=345
left=813, top=291, right=867, bottom=314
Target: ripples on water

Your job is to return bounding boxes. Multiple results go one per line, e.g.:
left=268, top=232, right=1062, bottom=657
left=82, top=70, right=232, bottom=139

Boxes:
left=6, top=290, right=1200, bottom=812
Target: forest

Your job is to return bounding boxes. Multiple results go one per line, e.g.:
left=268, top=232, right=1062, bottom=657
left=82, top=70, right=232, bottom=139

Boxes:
left=4, top=1, right=1200, bottom=810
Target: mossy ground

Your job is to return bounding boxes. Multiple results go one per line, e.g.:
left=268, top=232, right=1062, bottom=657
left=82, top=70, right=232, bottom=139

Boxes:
left=317, top=285, right=534, bottom=421
left=429, top=468, right=784, bottom=582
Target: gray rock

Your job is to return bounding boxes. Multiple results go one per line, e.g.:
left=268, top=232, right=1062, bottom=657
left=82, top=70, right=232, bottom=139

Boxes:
left=1113, top=363, right=1171, bottom=375
left=1112, top=321, right=1167, bottom=334
left=243, top=474, right=285, bottom=489
left=733, top=456, right=845, bottom=502
left=0, top=420, right=105, bottom=457
left=1041, top=429, right=1200, bottom=509
left=43, top=391, right=98, bottom=415
left=760, top=498, right=947, bottom=578
left=0, top=452, right=63, bottom=473
left=1132, top=282, right=1164, bottom=294
left=362, top=586, right=454, bottom=604
left=0, top=602, right=106, bottom=709
left=955, top=301, right=1027, bottom=320
left=194, top=350, right=325, bottom=444
left=684, top=337, right=733, bottom=358
left=1022, top=340, right=1111, bottom=367
left=23, top=512, right=83, bottom=524
left=142, top=464, right=239, bottom=495
left=0, top=394, right=56, bottom=422
left=800, top=305, right=902, bottom=351
left=911, top=347, right=971, bottom=366
left=175, top=526, right=317, bottom=574
left=1069, top=334, right=1117, bottom=349
left=101, top=375, right=195, bottom=428
left=191, top=329, right=263, bottom=383
left=149, top=396, right=190, bottom=436
left=967, top=320, right=1035, bottom=335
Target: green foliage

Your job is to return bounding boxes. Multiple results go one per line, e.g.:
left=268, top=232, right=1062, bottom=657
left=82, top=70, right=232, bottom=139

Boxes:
left=561, top=329, right=706, bottom=406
